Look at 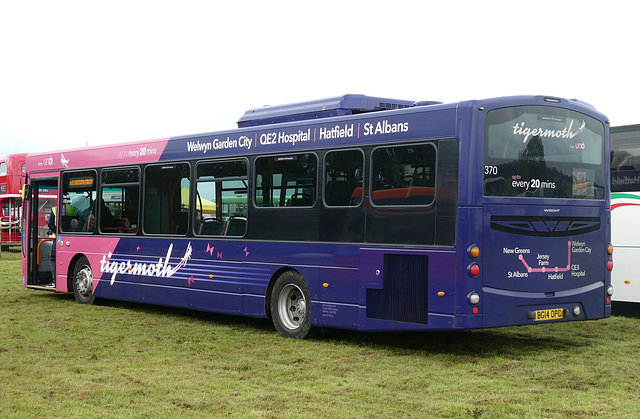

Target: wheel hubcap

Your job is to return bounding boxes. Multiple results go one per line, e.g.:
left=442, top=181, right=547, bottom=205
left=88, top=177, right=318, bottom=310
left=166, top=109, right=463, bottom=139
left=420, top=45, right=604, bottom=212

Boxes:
left=76, top=266, right=93, bottom=296
left=278, top=284, right=306, bottom=330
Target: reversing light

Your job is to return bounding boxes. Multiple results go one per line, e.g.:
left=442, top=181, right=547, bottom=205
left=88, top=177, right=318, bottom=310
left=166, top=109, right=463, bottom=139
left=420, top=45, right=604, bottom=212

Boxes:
left=572, top=305, right=581, bottom=316
left=607, top=285, right=614, bottom=296
left=468, top=292, right=480, bottom=305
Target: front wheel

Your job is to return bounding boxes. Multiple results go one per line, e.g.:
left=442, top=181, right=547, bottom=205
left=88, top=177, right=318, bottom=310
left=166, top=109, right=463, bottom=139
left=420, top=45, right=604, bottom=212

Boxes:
left=72, top=256, right=95, bottom=305
left=270, top=271, right=312, bottom=339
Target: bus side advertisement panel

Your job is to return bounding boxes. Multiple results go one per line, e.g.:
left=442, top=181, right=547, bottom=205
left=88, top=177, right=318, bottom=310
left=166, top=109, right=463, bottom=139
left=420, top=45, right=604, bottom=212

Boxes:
left=161, top=110, right=457, bottom=161
left=26, top=139, right=170, bottom=172
left=73, top=237, right=364, bottom=324
left=55, top=236, right=122, bottom=293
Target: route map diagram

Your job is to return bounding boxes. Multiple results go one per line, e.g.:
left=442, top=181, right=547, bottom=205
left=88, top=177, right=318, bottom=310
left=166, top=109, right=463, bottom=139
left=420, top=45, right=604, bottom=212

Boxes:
left=519, top=241, right=571, bottom=273
left=504, top=241, right=589, bottom=280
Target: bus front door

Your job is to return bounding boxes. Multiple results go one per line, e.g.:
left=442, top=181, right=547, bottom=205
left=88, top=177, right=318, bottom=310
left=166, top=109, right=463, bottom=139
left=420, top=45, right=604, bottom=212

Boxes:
left=26, top=178, right=58, bottom=290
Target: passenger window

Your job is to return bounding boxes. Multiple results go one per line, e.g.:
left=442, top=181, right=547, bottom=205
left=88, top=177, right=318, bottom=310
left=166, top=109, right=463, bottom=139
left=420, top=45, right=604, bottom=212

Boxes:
left=371, top=144, right=436, bottom=206
left=255, top=154, right=317, bottom=207
left=60, top=170, right=98, bottom=233
left=195, top=160, right=248, bottom=236
left=324, top=149, right=363, bottom=207
left=100, top=168, right=140, bottom=234
left=143, top=163, right=190, bottom=235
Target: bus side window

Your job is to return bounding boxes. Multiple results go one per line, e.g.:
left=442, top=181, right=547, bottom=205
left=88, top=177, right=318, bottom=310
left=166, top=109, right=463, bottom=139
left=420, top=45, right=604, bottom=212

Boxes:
left=100, top=168, right=140, bottom=234
left=61, top=170, right=97, bottom=233
left=324, top=149, right=363, bottom=207
left=370, top=144, right=436, bottom=206
left=195, top=159, right=248, bottom=237
left=255, top=153, right=317, bottom=208
left=143, top=163, right=190, bottom=235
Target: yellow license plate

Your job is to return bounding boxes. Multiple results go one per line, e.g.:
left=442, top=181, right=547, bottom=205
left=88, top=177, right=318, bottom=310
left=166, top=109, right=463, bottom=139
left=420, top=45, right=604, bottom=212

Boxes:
left=535, top=308, right=564, bottom=321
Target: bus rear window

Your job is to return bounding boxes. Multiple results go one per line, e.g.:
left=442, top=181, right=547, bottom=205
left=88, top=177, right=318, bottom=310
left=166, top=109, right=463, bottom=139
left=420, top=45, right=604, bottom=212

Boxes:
left=484, top=106, right=605, bottom=199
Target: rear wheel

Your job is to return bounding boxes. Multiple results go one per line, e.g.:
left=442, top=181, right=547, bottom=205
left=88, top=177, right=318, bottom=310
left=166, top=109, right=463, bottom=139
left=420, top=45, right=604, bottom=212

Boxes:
left=270, top=271, right=312, bottom=339
left=72, top=256, right=95, bottom=305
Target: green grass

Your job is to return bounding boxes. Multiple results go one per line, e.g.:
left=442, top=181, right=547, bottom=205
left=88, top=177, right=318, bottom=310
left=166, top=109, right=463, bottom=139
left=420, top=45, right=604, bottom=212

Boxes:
left=1, top=250, right=640, bottom=417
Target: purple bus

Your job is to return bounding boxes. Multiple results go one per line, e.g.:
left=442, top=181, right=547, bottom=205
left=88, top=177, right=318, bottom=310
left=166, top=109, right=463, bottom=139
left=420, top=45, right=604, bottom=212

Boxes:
left=21, top=94, right=612, bottom=338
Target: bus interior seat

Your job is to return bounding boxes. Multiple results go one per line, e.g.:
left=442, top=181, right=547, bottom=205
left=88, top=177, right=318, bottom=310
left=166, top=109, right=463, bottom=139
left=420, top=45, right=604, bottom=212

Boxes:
left=36, top=239, right=54, bottom=283
left=199, top=219, right=223, bottom=235
left=223, top=218, right=246, bottom=236
left=286, top=194, right=313, bottom=207
left=37, top=239, right=53, bottom=268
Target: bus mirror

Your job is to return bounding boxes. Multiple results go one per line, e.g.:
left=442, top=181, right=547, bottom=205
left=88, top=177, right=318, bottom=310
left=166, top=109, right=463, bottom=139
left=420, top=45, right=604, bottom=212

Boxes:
left=21, top=184, right=31, bottom=201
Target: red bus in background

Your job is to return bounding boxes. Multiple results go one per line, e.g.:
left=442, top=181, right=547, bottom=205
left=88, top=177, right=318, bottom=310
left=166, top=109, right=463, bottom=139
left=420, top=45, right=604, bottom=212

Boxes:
left=0, top=153, right=27, bottom=249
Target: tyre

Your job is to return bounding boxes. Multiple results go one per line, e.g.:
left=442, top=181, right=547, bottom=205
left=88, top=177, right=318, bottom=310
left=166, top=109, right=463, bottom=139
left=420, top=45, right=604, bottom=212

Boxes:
left=72, top=256, right=95, bottom=305
left=270, top=271, right=312, bottom=339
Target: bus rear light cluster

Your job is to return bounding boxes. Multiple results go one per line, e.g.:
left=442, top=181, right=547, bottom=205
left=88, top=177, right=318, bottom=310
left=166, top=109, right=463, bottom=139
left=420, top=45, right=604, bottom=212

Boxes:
left=467, top=245, right=480, bottom=277
left=606, top=243, right=613, bottom=271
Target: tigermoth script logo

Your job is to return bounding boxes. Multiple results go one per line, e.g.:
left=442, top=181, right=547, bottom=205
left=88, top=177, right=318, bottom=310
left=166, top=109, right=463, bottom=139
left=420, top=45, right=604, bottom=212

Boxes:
left=100, top=243, right=193, bottom=285
left=513, top=119, right=586, bottom=144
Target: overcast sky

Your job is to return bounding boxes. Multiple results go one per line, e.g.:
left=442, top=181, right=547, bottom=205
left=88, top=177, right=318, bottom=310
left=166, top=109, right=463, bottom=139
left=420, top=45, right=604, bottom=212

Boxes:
left=1, top=1, right=637, bottom=156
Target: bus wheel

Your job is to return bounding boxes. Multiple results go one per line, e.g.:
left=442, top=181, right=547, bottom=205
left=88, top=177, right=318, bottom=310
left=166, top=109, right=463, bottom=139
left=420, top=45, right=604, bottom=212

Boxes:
left=270, top=271, right=312, bottom=339
left=72, top=256, right=95, bottom=305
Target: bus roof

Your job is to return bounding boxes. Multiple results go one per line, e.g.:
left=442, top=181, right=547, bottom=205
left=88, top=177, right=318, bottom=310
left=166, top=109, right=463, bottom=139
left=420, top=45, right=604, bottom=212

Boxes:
left=611, top=124, right=640, bottom=134
left=236, top=94, right=439, bottom=128
left=0, top=153, right=28, bottom=161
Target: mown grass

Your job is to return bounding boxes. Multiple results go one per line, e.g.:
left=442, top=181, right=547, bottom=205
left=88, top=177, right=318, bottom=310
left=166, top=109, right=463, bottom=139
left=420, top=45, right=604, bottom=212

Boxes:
left=1, top=250, right=640, bottom=418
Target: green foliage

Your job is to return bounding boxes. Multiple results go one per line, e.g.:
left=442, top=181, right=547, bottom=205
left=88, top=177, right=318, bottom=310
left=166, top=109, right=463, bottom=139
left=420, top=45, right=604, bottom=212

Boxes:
left=1, top=251, right=639, bottom=417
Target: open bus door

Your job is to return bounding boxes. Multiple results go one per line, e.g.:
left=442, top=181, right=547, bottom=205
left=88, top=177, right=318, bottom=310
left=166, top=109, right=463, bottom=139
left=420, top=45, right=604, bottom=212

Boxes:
left=23, top=177, right=59, bottom=290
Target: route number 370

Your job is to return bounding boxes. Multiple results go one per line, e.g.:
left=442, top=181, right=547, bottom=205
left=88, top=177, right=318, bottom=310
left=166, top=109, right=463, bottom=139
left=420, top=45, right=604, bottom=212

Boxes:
left=484, top=165, right=498, bottom=175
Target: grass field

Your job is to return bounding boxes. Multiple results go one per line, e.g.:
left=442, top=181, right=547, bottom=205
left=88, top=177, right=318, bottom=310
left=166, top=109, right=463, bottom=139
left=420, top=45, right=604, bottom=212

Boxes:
left=1, top=250, right=640, bottom=418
